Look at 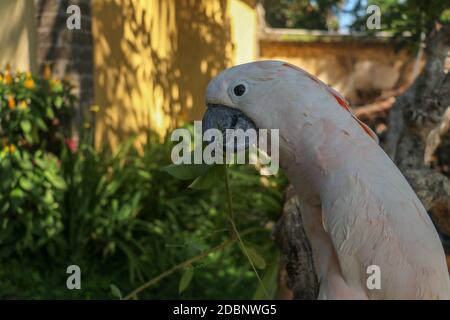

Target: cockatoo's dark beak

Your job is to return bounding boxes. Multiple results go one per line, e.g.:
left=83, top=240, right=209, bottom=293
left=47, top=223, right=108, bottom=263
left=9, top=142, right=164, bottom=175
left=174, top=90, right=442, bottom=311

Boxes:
left=202, top=104, right=257, bottom=151
left=203, top=104, right=256, bottom=133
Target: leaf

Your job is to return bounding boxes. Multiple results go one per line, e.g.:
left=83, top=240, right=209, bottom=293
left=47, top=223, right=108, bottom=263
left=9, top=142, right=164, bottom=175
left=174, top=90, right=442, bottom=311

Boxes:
left=10, top=188, right=25, bottom=208
left=137, top=169, right=151, bottom=180
left=35, top=118, right=48, bottom=131
left=52, top=82, right=63, bottom=93
left=43, top=190, right=55, bottom=205
left=19, top=177, right=33, bottom=191
left=24, top=132, right=33, bottom=144
left=162, top=163, right=209, bottom=181
left=0, top=202, right=10, bottom=214
left=19, top=159, right=33, bottom=170
left=44, top=172, right=66, bottom=190
left=20, top=120, right=32, bottom=133
left=54, top=96, right=63, bottom=108
left=34, top=157, right=46, bottom=169
left=253, top=253, right=279, bottom=300
left=46, top=106, right=54, bottom=119
left=178, top=267, right=194, bottom=293
left=10, top=188, right=24, bottom=200
left=245, top=246, right=266, bottom=270
left=110, top=284, right=122, bottom=299
left=188, top=165, right=223, bottom=190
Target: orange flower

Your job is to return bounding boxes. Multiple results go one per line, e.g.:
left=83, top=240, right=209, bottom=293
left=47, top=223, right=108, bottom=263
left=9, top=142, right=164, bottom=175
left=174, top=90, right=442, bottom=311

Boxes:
left=7, top=95, right=15, bottom=109
left=43, top=64, right=51, bottom=80
left=4, top=70, right=12, bottom=85
left=24, top=72, right=35, bottom=89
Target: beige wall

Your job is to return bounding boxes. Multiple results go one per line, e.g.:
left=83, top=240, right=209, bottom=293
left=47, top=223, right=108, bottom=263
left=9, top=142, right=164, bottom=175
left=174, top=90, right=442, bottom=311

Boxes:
left=260, top=40, right=417, bottom=105
left=228, top=0, right=257, bottom=65
left=0, top=0, right=36, bottom=72
left=92, top=0, right=257, bottom=147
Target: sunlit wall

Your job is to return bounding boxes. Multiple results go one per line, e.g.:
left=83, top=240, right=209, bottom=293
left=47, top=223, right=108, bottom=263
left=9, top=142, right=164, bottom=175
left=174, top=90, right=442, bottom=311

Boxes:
left=92, top=0, right=257, bottom=147
left=0, top=0, right=36, bottom=72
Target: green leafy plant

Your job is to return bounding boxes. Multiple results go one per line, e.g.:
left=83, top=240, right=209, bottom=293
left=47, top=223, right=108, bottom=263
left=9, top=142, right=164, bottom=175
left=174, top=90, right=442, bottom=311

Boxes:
left=0, top=66, right=74, bottom=258
left=0, top=65, right=75, bottom=153
left=0, top=149, right=66, bottom=256
left=123, top=149, right=287, bottom=299
left=59, top=134, right=165, bottom=282
left=0, top=67, right=287, bottom=299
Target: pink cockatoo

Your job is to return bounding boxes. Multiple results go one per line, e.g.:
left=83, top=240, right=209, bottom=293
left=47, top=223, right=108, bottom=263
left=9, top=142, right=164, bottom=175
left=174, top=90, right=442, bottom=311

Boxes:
left=201, top=60, right=450, bottom=299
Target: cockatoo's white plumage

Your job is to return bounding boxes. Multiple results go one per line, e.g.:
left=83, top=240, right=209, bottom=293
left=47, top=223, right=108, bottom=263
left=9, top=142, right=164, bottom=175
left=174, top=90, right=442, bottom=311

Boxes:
left=202, top=60, right=450, bottom=299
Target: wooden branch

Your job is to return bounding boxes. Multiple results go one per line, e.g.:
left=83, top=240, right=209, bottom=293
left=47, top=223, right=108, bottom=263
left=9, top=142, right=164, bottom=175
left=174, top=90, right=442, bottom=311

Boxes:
left=424, top=107, right=450, bottom=166
left=272, top=187, right=319, bottom=299
left=354, top=97, right=395, bottom=120
left=384, top=25, right=450, bottom=159
left=403, top=168, right=450, bottom=236
left=385, top=24, right=450, bottom=236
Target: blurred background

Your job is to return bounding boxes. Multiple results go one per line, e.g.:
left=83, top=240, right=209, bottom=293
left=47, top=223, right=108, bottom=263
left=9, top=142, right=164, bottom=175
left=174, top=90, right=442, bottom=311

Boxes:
left=0, top=0, right=448, bottom=299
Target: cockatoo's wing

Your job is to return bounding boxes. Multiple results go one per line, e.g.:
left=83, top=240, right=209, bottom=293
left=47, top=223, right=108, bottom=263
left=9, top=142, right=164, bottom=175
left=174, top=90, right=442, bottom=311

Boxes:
left=320, top=141, right=450, bottom=299
left=281, top=63, right=449, bottom=299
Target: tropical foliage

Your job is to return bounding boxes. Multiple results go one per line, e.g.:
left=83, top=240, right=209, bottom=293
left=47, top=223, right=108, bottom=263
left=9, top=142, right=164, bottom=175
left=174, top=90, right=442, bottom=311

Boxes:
left=0, top=67, right=287, bottom=299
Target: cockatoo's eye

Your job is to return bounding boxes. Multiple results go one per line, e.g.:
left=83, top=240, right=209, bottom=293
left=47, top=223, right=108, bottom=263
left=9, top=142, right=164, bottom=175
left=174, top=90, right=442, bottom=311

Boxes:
left=233, top=84, right=246, bottom=96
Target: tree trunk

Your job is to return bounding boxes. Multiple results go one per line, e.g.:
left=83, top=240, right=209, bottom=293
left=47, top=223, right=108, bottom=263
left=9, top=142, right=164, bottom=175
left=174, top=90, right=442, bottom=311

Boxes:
left=273, top=186, right=318, bottom=299
left=273, top=24, right=450, bottom=299
left=384, top=25, right=450, bottom=239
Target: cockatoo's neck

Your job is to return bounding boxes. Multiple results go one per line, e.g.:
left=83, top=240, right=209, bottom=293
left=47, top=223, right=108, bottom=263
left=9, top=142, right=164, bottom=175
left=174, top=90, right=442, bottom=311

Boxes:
left=276, top=109, right=377, bottom=201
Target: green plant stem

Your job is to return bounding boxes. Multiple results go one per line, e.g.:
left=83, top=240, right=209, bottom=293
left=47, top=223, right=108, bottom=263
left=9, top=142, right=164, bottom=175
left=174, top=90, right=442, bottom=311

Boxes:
left=123, top=228, right=260, bottom=300
left=123, top=239, right=234, bottom=300
left=223, top=164, right=270, bottom=299
left=124, top=164, right=271, bottom=300
left=223, top=164, right=236, bottom=238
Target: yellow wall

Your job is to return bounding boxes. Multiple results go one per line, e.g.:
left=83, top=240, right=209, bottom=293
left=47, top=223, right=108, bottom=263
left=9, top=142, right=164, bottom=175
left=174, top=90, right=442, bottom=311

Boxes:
left=0, top=0, right=37, bottom=72
left=228, top=0, right=257, bottom=65
left=92, top=0, right=257, bottom=147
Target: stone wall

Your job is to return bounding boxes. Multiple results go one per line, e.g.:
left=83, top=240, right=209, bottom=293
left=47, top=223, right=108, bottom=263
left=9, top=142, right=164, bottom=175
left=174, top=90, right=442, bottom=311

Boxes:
left=259, top=38, right=419, bottom=106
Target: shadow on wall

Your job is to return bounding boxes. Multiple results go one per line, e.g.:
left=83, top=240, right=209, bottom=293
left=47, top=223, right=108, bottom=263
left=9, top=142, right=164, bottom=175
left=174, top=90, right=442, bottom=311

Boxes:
left=92, top=0, right=233, bottom=148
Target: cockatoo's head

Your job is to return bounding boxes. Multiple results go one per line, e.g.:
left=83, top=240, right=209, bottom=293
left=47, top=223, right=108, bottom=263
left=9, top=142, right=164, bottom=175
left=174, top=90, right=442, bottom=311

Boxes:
left=202, top=60, right=326, bottom=151
left=202, top=60, right=377, bottom=153
left=203, top=61, right=284, bottom=136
